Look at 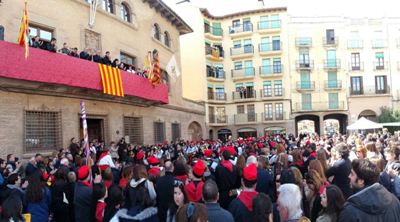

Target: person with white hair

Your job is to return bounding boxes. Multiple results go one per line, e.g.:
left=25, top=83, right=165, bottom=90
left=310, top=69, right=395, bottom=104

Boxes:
left=60, top=158, right=69, bottom=167
left=277, top=183, right=303, bottom=222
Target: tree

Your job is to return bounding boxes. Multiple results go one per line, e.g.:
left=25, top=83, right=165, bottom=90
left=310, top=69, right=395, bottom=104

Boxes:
left=377, top=107, right=400, bottom=132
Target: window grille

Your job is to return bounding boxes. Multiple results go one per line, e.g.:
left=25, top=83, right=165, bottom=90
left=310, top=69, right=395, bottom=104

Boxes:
left=123, top=117, right=143, bottom=144
left=171, top=123, right=181, bottom=141
left=154, top=122, right=165, bottom=144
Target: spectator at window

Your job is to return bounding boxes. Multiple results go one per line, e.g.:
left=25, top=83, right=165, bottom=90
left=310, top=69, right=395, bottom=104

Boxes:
left=69, top=47, right=79, bottom=58
left=92, top=50, right=102, bottom=63
left=46, top=37, right=57, bottom=52
left=118, top=63, right=126, bottom=70
left=112, top=59, right=120, bottom=68
left=59, top=43, right=70, bottom=55
left=31, top=36, right=42, bottom=48
left=103, top=51, right=112, bottom=66
left=80, top=48, right=92, bottom=61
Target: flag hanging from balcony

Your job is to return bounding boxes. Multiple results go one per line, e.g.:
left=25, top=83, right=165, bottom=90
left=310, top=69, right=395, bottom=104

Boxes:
left=98, top=64, right=125, bottom=97
left=17, top=0, right=29, bottom=59
left=149, top=49, right=162, bottom=86
left=143, top=51, right=153, bottom=78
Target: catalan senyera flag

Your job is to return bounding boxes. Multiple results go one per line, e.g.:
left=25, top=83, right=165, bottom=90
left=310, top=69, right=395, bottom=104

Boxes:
left=17, top=0, right=29, bottom=59
left=144, top=51, right=153, bottom=79
left=150, top=49, right=161, bottom=86
left=98, top=64, right=125, bottom=97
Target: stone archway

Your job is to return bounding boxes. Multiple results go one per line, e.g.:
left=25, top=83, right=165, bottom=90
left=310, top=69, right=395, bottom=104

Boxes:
left=188, top=121, right=203, bottom=141
left=358, top=109, right=377, bottom=122
left=323, top=113, right=348, bottom=135
left=295, top=114, right=320, bottom=136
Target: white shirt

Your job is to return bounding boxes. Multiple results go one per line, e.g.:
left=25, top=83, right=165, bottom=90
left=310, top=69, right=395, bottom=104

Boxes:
left=98, top=154, right=116, bottom=168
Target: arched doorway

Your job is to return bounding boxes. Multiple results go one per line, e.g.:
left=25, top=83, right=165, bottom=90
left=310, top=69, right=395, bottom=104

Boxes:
left=359, top=110, right=377, bottom=122
left=264, top=126, right=286, bottom=136
left=188, top=121, right=203, bottom=141
left=217, top=129, right=232, bottom=142
left=323, top=113, right=348, bottom=135
left=237, top=128, right=257, bottom=138
left=209, top=129, right=213, bottom=140
left=295, top=115, right=320, bottom=136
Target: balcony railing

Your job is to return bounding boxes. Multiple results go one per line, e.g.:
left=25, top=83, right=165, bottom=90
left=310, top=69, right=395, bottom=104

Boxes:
left=347, top=40, right=363, bottom=49
left=230, top=45, right=254, bottom=56
left=322, top=37, right=338, bottom=46
left=231, top=67, right=255, bottom=78
left=373, top=62, right=388, bottom=71
left=257, top=20, right=281, bottom=31
left=296, top=81, right=315, bottom=91
left=229, top=23, right=253, bottom=34
left=295, top=60, right=314, bottom=70
left=295, top=37, right=312, bottom=47
left=209, top=114, right=228, bottom=124
left=323, top=59, right=341, bottom=70
left=348, top=62, right=364, bottom=71
left=371, top=39, right=387, bottom=48
left=205, top=46, right=224, bottom=59
left=206, top=67, right=225, bottom=80
left=350, top=85, right=390, bottom=96
left=261, top=112, right=286, bottom=121
left=258, top=42, right=281, bottom=53
left=234, top=113, right=257, bottom=124
left=204, top=24, right=223, bottom=37
left=294, top=101, right=345, bottom=112
left=232, top=90, right=256, bottom=100
left=260, top=88, right=284, bottom=98
left=324, top=80, right=342, bottom=90
left=208, top=92, right=226, bottom=101
left=259, top=65, right=283, bottom=77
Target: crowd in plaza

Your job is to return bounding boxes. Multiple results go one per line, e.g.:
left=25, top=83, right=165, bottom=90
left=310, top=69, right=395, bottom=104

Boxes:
left=1, top=130, right=400, bottom=222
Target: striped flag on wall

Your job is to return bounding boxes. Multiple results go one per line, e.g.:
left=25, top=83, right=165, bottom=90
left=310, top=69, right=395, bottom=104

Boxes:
left=17, top=0, right=29, bottom=59
left=98, top=64, right=125, bottom=97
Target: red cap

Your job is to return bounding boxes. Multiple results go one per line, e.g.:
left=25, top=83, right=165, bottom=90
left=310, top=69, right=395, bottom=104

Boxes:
left=227, top=146, right=236, bottom=156
left=99, top=164, right=109, bottom=171
left=78, top=165, right=90, bottom=180
left=147, top=155, right=159, bottom=165
left=204, top=149, right=213, bottom=157
left=42, top=171, right=49, bottom=181
left=163, top=140, right=168, bottom=145
left=193, top=160, right=206, bottom=177
left=243, top=163, right=257, bottom=181
left=257, top=143, right=263, bottom=149
left=136, top=151, right=144, bottom=160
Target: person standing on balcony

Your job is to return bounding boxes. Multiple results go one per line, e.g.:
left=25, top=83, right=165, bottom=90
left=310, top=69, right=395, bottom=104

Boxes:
left=79, top=48, right=92, bottom=61
left=93, top=50, right=103, bottom=63
left=45, top=37, right=57, bottom=53
left=103, top=51, right=112, bottom=66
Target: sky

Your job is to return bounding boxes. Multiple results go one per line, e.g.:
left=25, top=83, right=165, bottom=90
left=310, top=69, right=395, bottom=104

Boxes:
left=164, top=0, right=400, bottom=18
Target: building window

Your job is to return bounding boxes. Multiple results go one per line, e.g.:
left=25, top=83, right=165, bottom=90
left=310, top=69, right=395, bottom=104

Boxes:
left=153, top=121, right=165, bottom=144
left=123, top=117, right=143, bottom=144
left=102, top=0, right=114, bottom=13
left=274, top=80, right=282, bottom=96
left=328, top=93, right=339, bottom=109
left=161, top=70, right=170, bottom=92
left=301, top=94, right=312, bottom=110
left=24, top=111, right=62, bottom=152
left=351, top=76, right=363, bottom=95
left=237, top=105, right=245, bottom=114
left=171, top=123, right=181, bottom=141
left=153, top=23, right=161, bottom=40
left=120, top=2, right=131, bottom=22
left=375, top=52, right=385, bottom=69
left=375, top=75, right=387, bottom=94
left=275, top=103, right=283, bottom=119
left=208, top=106, right=215, bottom=123
left=28, top=25, right=53, bottom=44
left=164, top=31, right=171, bottom=47
left=120, top=52, right=137, bottom=67
left=264, top=104, right=273, bottom=120
left=216, top=107, right=226, bottom=123
left=351, top=53, right=360, bottom=70
left=263, top=81, right=272, bottom=97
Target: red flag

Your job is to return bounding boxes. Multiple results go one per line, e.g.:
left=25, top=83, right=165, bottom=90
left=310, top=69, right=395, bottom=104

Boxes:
left=150, top=49, right=161, bottom=86
left=17, top=0, right=29, bottom=59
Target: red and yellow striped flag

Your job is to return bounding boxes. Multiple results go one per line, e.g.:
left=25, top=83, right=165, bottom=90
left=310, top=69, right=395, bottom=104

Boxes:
left=150, top=50, right=161, bottom=86
left=17, top=0, right=29, bottom=59
left=98, top=64, right=125, bottom=97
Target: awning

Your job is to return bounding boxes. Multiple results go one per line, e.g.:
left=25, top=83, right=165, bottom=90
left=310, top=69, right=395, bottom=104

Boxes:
left=218, top=129, right=232, bottom=134
left=238, top=128, right=257, bottom=133
left=347, top=117, right=383, bottom=130
left=381, top=122, right=400, bottom=126
left=265, top=127, right=285, bottom=131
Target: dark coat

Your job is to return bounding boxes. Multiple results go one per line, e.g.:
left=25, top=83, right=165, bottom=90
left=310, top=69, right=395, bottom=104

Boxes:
left=74, top=181, right=93, bottom=222
left=206, top=203, right=234, bottom=222
left=46, top=43, right=57, bottom=52
left=103, top=55, right=112, bottom=66
left=51, top=181, right=74, bottom=222
left=93, top=55, right=103, bottom=63
left=325, top=158, right=352, bottom=198
left=338, top=183, right=400, bottom=222
left=25, top=187, right=51, bottom=222
left=25, top=162, right=38, bottom=178
left=215, top=163, right=240, bottom=209
left=255, top=168, right=273, bottom=195
left=79, top=51, right=92, bottom=61
left=155, top=171, right=175, bottom=222
left=228, top=197, right=253, bottom=222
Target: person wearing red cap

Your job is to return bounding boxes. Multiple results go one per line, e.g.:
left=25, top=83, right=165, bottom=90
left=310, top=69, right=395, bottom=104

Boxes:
left=98, top=148, right=116, bottom=170
left=74, top=165, right=94, bottom=222
left=228, top=163, right=258, bottom=222
left=185, top=160, right=206, bottom=202
left=147, top=155, right=161, bottom=177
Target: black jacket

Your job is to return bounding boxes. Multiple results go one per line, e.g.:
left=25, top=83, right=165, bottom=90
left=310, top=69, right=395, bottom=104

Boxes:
left=338, top=183, right=400, bottom=222
left=255, top=168, right=273, bottom=195
left=79, top=51, right=92, bottom=61
left=155, top=171, right=175, bottom=222
left=93, top=55, right=103, bottom=63
left=103, top=56, right=112, bottom=66
left=207, top=203, right=234, bottom=222
left=215, top=164, right=240, bottom=209
left=325, top=158, right=352, bottom=198
left=51, top=181, right=74, bottom=222
left=74, top=181, right=93, bottom=222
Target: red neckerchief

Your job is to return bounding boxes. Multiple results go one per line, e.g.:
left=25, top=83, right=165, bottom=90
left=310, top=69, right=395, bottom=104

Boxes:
left=148, top=167, right=160, bottom=177
left=296, top=159, right=303, bottom=167
left=310, top=151, right=317, bottom=157
left=185, top=181, right=204, bottom=202
left=119, top=178, right=128, bottom=190
left=83, top=181, right=92, bottom=188
left=175, top=175, right=188, bottom=184
left=221, top=160, right=233, bottom=172
left=238, top=191, right=258, bottom=212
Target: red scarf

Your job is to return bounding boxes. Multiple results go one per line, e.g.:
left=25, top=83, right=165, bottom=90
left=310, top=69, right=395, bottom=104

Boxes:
left=175, top=175, right=188, bottom=184
left=185, top=181, right=204, bottom=202
left=83, top=181, right=92, bottom=188
left=238, top=191, right=258, bottom=212
left=221, top=160, right=233, bottom=172
left=148, top=167, right=160, bottom=177
left=119, top=178, right=128, bottom=190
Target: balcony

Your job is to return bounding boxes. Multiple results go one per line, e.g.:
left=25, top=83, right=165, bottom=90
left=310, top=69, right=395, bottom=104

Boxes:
left=373, top=62, right=388, bottom=71
left=209, top=114, right=228, bottom=126
left=229, top=23, right=253, bottom=38
left=206, top=67, right=225, bottom=82
left=232, top=90, right=257, bottom=101
left=0, top=41, right=168, bottom=105
left=324, top=80, right=342, bottom=90
left=230, top=45, right=254, bottom=60
left=204, top=24, right=223, bottom=40
left=234, top=113, right=257, bottom=124
left=208, top=92, right=226, bottom=103
left=295, top=60, right=314, bottom=71
left=293, top=101, right=346, bottom=112
left=231, top=67, right=255, bottom=81
left=349, top=85, right=390, bottom=96
left=257, top=20, right=281, bottom=34
left=261, top=112, right=286, bottom=122
left=259, top=65, right=283, bottom=78
left=296, top=81, right=315, bottom=91
left=347, top=40, right=363, bottom=49
left=258, top=42, right=282, bottom=56
left=260, top=88, right=284, bottom=99
left=323, top=59, right=341, bottom=70
left=371, top=39, right=387, bottom=49
left=295, top=37, right=312, bottom=48
left=348, top=62, right=364, bottom=71
left=205, top=46, right=224, bottom=61
left=322, top=37, right=338, bottom=47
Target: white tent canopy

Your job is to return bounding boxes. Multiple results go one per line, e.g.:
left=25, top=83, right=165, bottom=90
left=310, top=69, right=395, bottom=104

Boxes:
left=347, top=117, right=383, bottom=130
left=381, top=122, right=400, bottom=127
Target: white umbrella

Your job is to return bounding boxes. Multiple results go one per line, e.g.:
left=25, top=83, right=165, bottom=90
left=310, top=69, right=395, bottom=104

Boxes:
left=347, top=117, right=383, bottom=130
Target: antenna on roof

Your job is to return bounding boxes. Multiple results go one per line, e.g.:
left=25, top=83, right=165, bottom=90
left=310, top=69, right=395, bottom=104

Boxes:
left=258, top=0, right=265, bottom=6
left=176, top=0, right=190, bottom=4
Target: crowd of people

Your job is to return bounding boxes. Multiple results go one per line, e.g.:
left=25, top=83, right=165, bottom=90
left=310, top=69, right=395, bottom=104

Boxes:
left=1, top=130, right=400, bottom=222
left=28, top=36, right=148, bottom=77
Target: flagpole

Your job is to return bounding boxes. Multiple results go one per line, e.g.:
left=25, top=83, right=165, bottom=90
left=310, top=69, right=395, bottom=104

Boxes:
left=80, top=101, right=92, bottom=181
